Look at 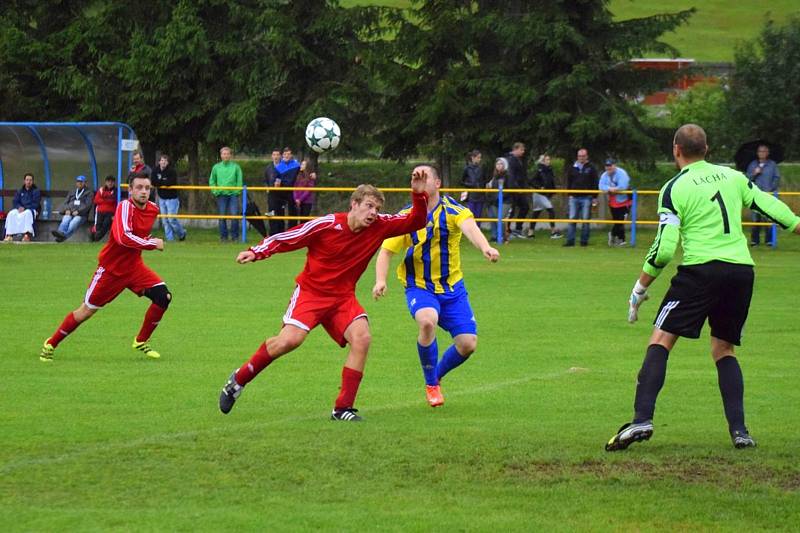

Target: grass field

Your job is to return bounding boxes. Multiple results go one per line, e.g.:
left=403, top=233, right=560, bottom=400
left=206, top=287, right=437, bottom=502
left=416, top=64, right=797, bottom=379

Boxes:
left=2, top=227, right=800, bottom=530
left=343, top=0, right=800, bottom=62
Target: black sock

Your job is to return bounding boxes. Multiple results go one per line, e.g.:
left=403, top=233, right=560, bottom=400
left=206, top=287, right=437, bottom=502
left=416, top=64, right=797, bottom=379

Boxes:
left=716, top=355, right=746, bottom=433
left=633, top=344, right=670, bottom=423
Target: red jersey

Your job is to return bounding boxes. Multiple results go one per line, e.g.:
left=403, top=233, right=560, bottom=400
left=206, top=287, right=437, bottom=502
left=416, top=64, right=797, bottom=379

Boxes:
left=250, top=192, right=428, bottom=296
left=93, top=186, right=117, bottom=214
left=97, top=199, right=160, bottom=275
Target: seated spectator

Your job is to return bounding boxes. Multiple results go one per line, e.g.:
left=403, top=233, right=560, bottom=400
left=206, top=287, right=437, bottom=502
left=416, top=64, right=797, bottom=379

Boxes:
left=4, top=173, right=41, bottom=242
left=52, top=175, right=93, bottom=242
left=293, top=160, right=317, bottom=219
left=92, top=175, right=118, bottom=242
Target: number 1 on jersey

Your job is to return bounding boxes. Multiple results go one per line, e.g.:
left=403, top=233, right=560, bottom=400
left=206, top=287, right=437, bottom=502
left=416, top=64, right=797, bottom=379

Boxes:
left=710, top=191, right=730, bottom=234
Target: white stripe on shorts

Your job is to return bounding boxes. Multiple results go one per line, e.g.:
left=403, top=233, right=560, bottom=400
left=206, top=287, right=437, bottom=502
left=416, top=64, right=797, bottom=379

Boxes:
left=282, top=285, right=310, bottom=331
left=655, top=300, right=680, bottom=329
left=84, top=267, right=106, bottom=309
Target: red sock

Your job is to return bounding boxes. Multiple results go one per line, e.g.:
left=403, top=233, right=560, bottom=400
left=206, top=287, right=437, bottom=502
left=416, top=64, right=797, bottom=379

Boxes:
left=235, top=343, right=274, bottom=385
left=136, top=303, right=167, bottom=343
left=334, top=366, right=364, bottom=410
left=49, top=313, right=80, bottom=347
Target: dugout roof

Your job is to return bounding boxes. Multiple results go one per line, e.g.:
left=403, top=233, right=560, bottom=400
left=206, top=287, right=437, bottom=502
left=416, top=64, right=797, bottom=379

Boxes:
left=0, top=122, right=138, bottom=212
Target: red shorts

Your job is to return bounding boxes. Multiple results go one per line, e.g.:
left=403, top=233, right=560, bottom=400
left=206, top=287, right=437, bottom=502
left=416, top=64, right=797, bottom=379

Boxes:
left=282, top=285, right=367, bottom=347
left=84, top=264, right=163, bottom=309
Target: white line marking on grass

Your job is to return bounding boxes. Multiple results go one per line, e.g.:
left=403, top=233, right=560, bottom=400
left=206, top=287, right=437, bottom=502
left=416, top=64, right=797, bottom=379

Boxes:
left=1, top=372, right=569, bottom=474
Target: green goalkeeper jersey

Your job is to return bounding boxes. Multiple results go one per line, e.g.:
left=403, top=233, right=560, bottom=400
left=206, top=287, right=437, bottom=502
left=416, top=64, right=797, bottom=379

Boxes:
left=643, top=160, right=800, bottom=277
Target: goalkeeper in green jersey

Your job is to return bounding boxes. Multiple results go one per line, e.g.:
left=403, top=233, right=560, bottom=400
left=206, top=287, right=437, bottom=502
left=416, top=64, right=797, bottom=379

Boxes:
left=606, top=124, right=800, bottom=451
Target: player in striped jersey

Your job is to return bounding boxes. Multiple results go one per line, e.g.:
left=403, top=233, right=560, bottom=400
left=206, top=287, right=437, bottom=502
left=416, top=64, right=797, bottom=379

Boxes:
left=606, top=124, right=800, bottom=451
left=373, top=165, right=499, bottom=407
left=40, top=172, right=171, bottom=362
left=218, top=171, right=429, bottom=421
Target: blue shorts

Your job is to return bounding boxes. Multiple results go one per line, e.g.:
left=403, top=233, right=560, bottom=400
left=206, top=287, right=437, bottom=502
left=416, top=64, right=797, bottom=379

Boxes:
left=405, top=281, right=477, bottom=337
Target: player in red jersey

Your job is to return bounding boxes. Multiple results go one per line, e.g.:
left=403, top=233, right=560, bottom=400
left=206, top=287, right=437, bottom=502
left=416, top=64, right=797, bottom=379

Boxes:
left=39, top=172, right=171, bottom=362
left=219, top=169, right=429, bottom=421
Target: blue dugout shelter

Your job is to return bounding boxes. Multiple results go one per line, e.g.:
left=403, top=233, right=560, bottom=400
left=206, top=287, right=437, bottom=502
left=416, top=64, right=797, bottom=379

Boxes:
left=0, top=122, right=138, bottom=215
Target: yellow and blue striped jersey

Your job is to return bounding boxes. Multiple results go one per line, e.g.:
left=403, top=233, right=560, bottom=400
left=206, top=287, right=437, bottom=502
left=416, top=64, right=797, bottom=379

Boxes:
left=382, top=196, right=473, bottom=293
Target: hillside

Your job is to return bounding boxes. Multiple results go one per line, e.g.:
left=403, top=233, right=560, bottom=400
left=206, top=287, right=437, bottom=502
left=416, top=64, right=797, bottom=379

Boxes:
left=343, top=0, right=800, bottom=62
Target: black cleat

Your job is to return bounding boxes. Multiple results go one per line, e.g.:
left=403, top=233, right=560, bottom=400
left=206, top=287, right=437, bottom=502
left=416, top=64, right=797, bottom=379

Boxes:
left=605, top=420, right=654, bottom=451
left=219, top=371, right=244, bottom=414
left=330, top=408, right=362, bottom=422
left=732, top=429, right=756, bottom=449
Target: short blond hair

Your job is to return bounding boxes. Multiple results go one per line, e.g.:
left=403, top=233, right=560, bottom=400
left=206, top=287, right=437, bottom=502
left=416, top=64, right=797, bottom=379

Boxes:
left=350, top=184, right=384, bottom=206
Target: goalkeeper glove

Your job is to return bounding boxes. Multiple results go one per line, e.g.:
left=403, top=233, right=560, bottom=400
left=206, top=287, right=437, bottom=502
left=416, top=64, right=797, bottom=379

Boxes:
left=628, top=280, right=649, bottom=323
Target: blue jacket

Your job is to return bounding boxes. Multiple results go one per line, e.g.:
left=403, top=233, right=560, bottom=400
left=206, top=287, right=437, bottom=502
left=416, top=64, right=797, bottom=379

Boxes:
left=13, top=185, right=41, bottom=213
left=275, top=159, right=301, bottom=187
left=746, top=159, right=780, bottom=192
left=599, top=167, right=631, bottom=206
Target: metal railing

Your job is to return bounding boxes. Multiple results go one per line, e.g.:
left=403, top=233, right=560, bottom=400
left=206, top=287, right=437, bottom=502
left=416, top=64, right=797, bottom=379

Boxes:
left=129, top=184, right=798, bottom=246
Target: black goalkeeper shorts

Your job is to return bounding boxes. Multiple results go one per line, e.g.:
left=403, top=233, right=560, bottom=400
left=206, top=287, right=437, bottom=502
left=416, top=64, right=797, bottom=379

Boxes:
left=653, top=260, right=754, bottom=345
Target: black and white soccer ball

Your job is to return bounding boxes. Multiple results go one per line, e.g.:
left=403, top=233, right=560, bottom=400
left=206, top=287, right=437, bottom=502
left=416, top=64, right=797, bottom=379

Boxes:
left=305, top=117, right=341, bottom=153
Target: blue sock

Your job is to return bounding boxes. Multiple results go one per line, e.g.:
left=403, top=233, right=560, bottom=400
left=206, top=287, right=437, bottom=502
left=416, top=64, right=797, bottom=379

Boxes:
left=436, top=344, right=468, bottom=382
left=417, top=339, right=439, bottom=386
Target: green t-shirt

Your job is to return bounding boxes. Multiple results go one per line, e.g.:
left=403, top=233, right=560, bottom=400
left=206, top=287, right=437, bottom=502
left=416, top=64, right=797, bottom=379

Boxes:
left=209, top=161, right=243, bottom=197
left=643, top=160, right=800, bottom=277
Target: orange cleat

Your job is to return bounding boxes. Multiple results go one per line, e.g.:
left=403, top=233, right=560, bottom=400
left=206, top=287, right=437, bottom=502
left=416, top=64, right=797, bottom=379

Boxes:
left=425, top=385, right=444, bottom=407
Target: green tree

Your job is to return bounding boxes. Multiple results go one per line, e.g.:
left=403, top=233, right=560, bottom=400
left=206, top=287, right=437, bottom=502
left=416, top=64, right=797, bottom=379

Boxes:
left=728, top=15, right=800, bottom=159
left=373, top=0, right=694, bottom=181
left=666, top=81, right=733, bottom=161
left=1, top=0, right=386, bottom=210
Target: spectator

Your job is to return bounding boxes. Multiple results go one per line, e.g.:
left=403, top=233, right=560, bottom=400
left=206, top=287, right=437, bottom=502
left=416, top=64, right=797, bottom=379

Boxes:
left=263, top=148, right=283, bottom=235
left=564, top=148, right=599, bottom=247
left=153, top=154, right=186, bottom=242
left=486, top=157, right=511, bottom=243
left=3, top=173, right=41, bottom=242
left=506, top=142, right=531, bottom=238
left=293, top=160, right=317, bottom=219
left=746, top=144, right=780, bottom=246
left=274, top=147, right=301, bottom=228
left=130, top=151, right=154, bottom=202
left=52, top=175, right=93, bottom=242
left=461, top=149, right=486, bottom=219
left=209, top=146, right=243, bottom=242
left=92, top=175, right=118, bottom=242
left=599, top=158, right=632, bottom=246
left=130, top=150, right=152, bottom=178
left=529, top=154, right=562, bottom=239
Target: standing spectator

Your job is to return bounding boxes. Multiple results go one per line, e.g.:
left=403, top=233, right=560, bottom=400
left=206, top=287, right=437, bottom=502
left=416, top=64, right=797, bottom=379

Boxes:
left=52, top=175, right=93, bottom=242
left=3, top=173, right=41, bottom=242
left=486, top=157, right=511, bottom=243
left=461, top=149, right=486, bottom=220
left=746, top=144, right=780, bottom=246
left=130, top=151, right=154, bottom=202
left=130, top=151, right=152, bottom=177
left=599, top=158, right=632, bottom=246
left=153, top=155, right=186, bottom=242
left=275, top=147, right=301, bottom=228
left=293, top=160, right=317, bottom=219
left=209, top=146, right=243, bottom=242
left=529, top=154, right=562, bottom=239
left=263, top=148, right=283, bottom=235
left=92, top=175, right=118, bottom=242
left=564, top=148, right=599, bottom=247
left=506, top=142, right=530, bottom=238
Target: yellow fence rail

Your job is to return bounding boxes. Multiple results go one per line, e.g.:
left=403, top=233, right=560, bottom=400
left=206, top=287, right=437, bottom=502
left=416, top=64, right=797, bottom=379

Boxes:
left=125, top=183, right=793, bottom=246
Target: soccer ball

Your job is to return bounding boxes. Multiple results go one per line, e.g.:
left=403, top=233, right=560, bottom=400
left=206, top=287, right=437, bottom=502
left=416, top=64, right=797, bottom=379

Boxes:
left=305, top=117, right=341, bottom=153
